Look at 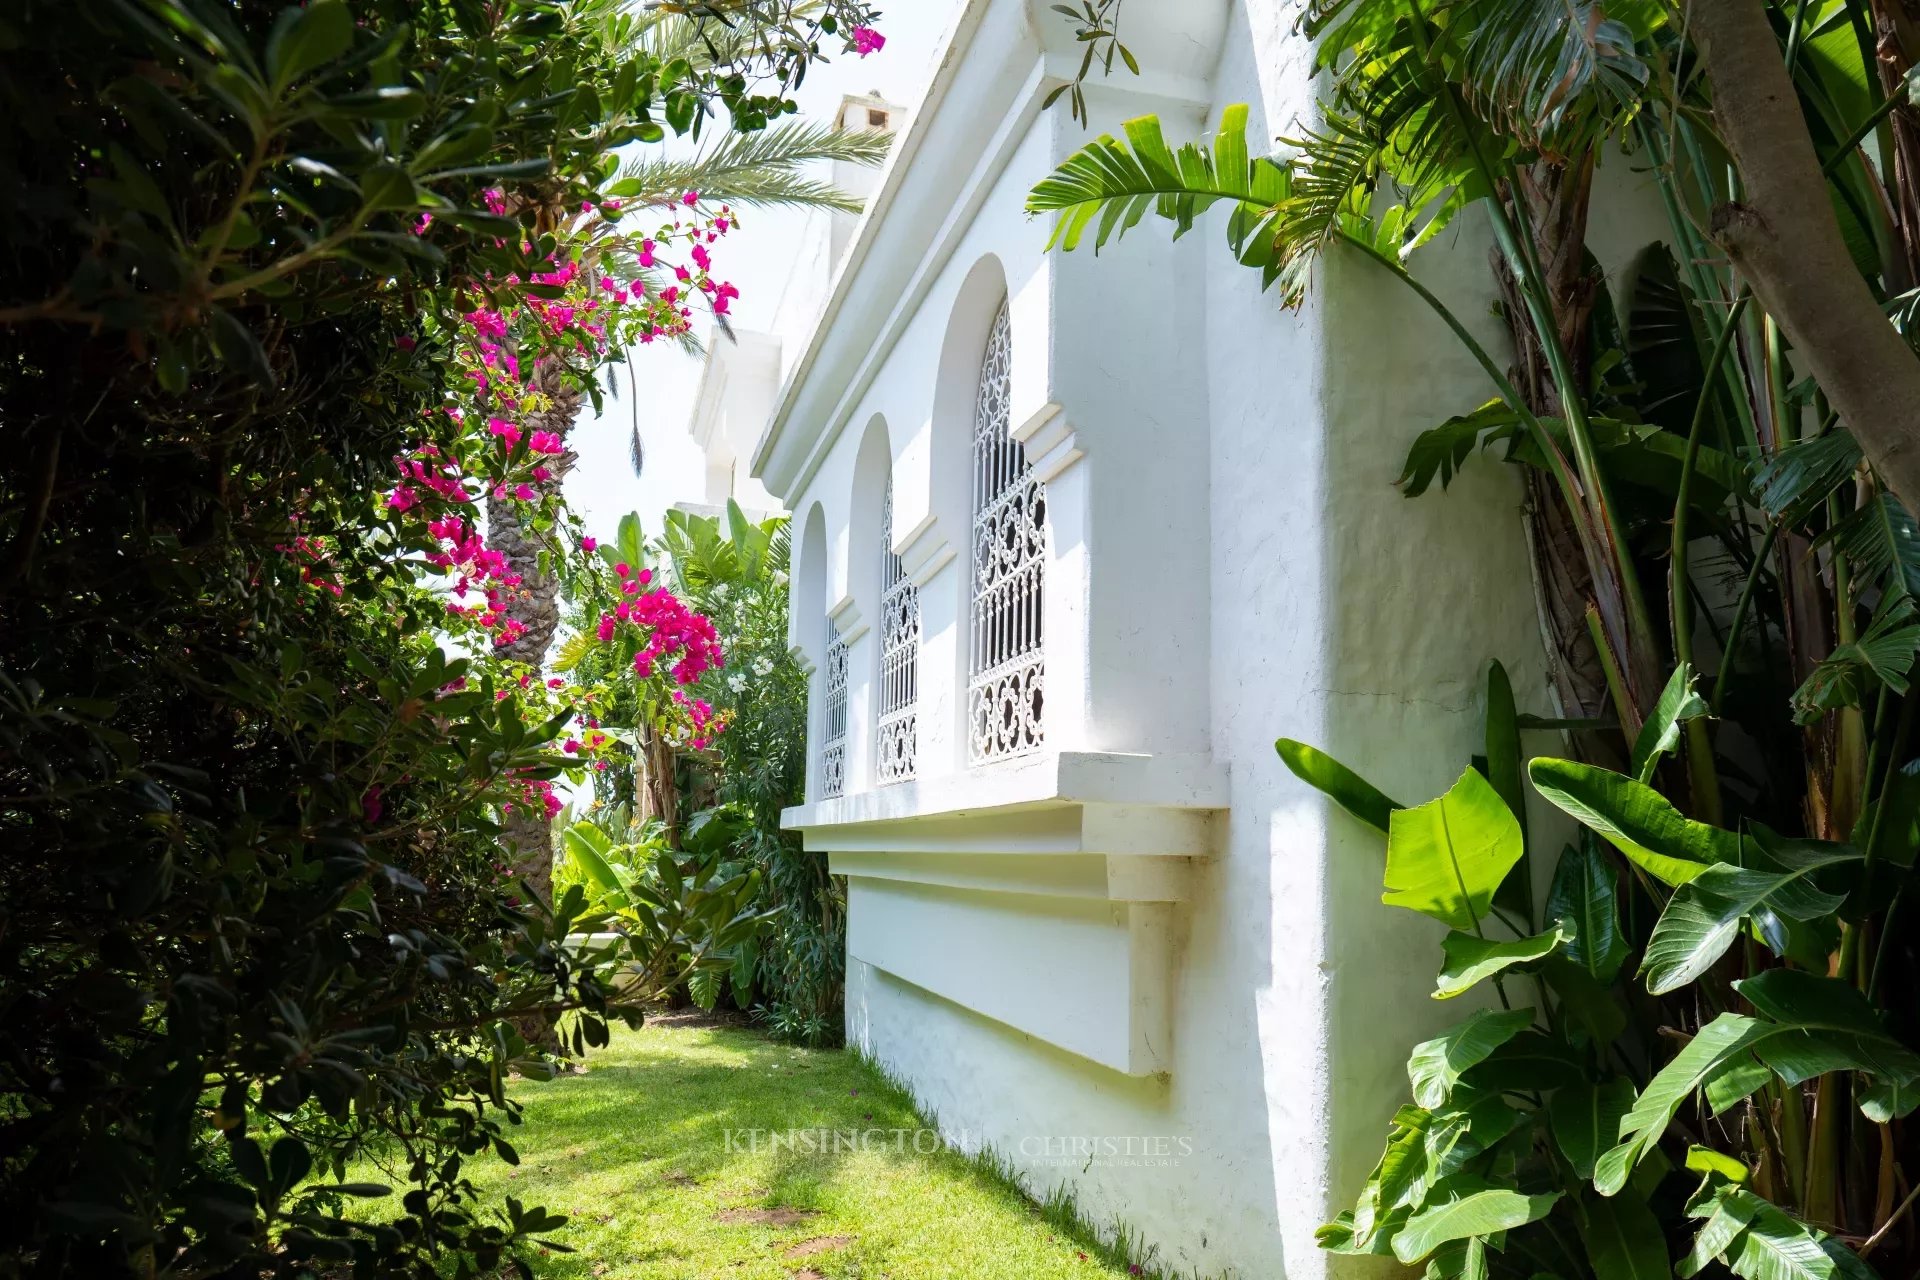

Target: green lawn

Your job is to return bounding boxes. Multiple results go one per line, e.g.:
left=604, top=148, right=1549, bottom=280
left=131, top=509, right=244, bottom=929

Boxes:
left=441, top=1017, right=1154, bottom=1279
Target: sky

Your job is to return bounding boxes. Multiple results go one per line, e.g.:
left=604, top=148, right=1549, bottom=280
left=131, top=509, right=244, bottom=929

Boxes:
left=563, top=2, right=965, bottom=546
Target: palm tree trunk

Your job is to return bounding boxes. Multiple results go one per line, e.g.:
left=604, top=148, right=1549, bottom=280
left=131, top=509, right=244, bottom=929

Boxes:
left=1492, top=155, right=1626, bottom=764
left=491, top=357, right=582, bottom=1052
left=489, top=359, right=581, bottom=670
left=635, top=725, right=681, bottom=843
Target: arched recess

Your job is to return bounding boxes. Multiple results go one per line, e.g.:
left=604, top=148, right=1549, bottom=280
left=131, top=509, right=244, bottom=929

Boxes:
left=847, top=415, right=894, bottom=623
left=794, top=501, right=843, bottom=801
left=848, top=415, right=923, bottom=785
left=792, top=501, right=829, bottom=668
left=926, top=255, right=1012, bottom=567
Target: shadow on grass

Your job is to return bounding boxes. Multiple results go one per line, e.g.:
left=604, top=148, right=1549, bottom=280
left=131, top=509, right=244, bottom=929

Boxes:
left=438, top=1022, right=1200, bottom=1279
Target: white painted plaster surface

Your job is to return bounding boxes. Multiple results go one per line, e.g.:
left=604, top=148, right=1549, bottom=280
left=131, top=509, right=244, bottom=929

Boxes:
left=749, top=0, right=1663, bottom=1273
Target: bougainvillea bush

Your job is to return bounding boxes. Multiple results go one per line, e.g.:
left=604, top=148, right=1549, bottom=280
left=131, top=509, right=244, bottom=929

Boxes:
left=556, top=507, right=834, bottom=1042
left=0, top=0, right=876, bottom=1275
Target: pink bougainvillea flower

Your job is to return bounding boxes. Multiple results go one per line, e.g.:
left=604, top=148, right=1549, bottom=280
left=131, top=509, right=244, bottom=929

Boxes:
left=691, top=244, right=710, bottom=272
left=563, top=739, right=581, bottom=754
left=682, top=190, right=699, bottom=206
left=528, top=430, right=564, bottom=454
left=362, top=785, right=384, bottom=824
left=614, top=563, right=630, bottom=576
left=580, top=536, right=597, bottom=552
left=638, top=239, right=655, bottom=268
left=852, top=25, right=885, bottom=55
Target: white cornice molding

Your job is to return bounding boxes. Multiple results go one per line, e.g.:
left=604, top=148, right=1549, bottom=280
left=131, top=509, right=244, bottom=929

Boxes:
left=827, top=593, right=869, bottom=646
left=1011, top=401, right=1082, bottom=483
left=895, top=513, right=956, bottom=589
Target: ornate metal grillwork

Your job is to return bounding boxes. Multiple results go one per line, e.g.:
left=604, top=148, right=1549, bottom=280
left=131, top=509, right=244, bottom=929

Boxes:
left=967, top=303, right=1045, bottom=762
left=876, top=480, right=919, bottom=783
left=819, top=624, right=848, bottom=798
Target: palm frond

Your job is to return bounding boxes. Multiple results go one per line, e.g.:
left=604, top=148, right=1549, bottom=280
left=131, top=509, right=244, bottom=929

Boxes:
left=1304, top=0, right=1397, bottom=43
left=1792, top=595, right=1920, bottom=723
left=1259, top=110, right=1389, bottom=301
left=1398, top=400, right=1530, bottom=496
left=1821, top=491, right=1920, bottom=601
left=1754, top=428, right=1862, bottom=526
left=1028, top=94, right=1486, bottom=308
left=764, top=518, right=791, bottom=576
left=622, top=6, right=761, bottom=73
left=1025, top=105, right=1293, bottom=271
left=1446, top=0, right=1654, bottom=149
left=617, top=120, right=890, bottom=211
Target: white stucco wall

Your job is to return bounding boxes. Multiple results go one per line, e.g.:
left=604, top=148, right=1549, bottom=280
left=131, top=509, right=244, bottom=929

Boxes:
left=748, top=0, right=1667, bottom=1275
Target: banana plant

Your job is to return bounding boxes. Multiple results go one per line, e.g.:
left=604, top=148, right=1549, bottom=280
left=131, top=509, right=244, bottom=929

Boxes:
left=556, top=803, right=768, bottom=1008
left=1281, top=650, right=1919, bottom=1278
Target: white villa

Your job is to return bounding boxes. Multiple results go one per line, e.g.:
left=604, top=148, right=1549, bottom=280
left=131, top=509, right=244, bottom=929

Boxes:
left=696, top=1, right=1666, bottom=1275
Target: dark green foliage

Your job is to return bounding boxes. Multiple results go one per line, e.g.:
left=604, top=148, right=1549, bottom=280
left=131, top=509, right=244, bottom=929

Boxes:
left=0, top=2, right=643, bottom=1271
left=659, top=506, right=844, bottom=1046
left=0, top=1, right=872, bottom=1273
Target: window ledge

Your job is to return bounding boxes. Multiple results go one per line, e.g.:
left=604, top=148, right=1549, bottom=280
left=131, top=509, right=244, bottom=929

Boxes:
left=785, top=750, right=1227, bottom=905
left=784, top=749, right=1227, bottom=836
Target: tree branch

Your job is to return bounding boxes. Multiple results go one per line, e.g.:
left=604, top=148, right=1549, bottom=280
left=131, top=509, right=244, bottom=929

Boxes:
left=1689, top=0, right=1920, bottom=510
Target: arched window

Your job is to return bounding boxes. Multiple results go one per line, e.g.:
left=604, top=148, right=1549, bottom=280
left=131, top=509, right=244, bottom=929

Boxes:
left=819, top=623, right=848, bottom=799
left=875, top=479, right=919, bottom=783
left=968, top=302, right=1045, bottom=762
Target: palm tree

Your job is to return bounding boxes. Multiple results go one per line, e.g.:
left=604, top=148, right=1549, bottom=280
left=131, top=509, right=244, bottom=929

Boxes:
left=489, top=15, right=891, bottom=894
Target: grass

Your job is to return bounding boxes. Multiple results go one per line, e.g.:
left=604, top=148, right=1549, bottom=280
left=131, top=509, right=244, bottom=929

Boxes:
left=407, top=1016, right=1162, bottom=1279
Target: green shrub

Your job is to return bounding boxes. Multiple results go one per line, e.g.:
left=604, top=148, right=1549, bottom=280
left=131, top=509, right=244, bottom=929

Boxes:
left=0, top=1, right=877, bottom=1272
